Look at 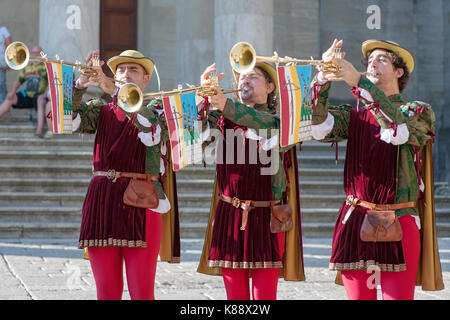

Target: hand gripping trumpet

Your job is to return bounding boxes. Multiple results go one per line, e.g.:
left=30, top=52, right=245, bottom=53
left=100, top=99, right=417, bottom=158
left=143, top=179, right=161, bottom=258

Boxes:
left=229, top=41, right=377, bottom=77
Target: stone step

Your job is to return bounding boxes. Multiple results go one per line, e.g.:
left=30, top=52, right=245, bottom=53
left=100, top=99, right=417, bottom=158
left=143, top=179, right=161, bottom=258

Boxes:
left=0, top=110, right=34, bottom=121
left=298, top=155, right=345, bottom=168
left=0, top=178, right=90, bottom=192
left=0, top=164, right=93, bottom=179
left=0, top=206, right=81, bottom=223
left=299, top=140, right=347, bottom=155
left=0, top=192, right=85, bottom=207
left=0, top=163, right=344, bottom=181
left=0, top=123, right=40, bottom=137
left=0, top=136, right=94, bottom=150
left=0, top=222, right=81, bottom=239
left=0, top=150, right=91, bottom=165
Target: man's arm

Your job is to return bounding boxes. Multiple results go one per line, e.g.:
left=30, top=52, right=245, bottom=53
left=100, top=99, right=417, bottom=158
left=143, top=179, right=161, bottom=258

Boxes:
left=11, top=79, right=21, bottom=93
left=221, top=98, right=279, bottom=130
left=310, top=74, right=351, bottom=142
left=71, top=87, right=102, bottom=134
left=354, top=76, right=407, bottom=128
left=352, top=76, right=434, bottom=147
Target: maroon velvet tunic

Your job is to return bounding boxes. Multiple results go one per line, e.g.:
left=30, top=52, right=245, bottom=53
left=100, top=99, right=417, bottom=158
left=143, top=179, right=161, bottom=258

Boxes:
left=329, top=108, right=406, bottom=272
left=207, top=119, right=283, bottom=269
left=78, top=104, right=148, bottom=248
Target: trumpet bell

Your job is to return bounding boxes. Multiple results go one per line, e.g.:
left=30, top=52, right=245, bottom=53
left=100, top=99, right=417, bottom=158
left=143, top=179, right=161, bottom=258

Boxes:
left=117, top=83, right=143, bottom=113
left=229, top=41, right=256, bottom=74
left=4, top=41, right=30, bottom=70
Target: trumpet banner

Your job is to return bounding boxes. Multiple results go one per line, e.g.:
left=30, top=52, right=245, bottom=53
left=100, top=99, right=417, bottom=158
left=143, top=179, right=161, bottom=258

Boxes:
left=162, top=92, right=203, bottom=171
left=277, top=65, right=312, bottom=147
left=45, top=62, right=74, bottom=134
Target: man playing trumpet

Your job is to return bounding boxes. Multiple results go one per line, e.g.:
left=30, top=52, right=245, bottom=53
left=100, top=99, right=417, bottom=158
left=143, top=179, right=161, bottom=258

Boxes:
left=196, top=61, right=305, bottom=300
left=311, top=39, right=443, bottom=299
left=72, top=49, right=175, bottom=300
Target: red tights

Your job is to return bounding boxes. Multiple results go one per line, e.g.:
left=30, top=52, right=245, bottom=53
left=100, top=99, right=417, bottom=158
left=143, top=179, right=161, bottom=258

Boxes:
left=341, top=215, right=421, bottom=300
left=88, top=210, right=162, bottom=300
left=221, top=233, right=284, bottom=300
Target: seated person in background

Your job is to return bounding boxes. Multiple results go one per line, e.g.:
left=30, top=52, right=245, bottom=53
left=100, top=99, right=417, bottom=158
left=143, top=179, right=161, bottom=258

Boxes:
left=0, top=45, right=49, bottom=138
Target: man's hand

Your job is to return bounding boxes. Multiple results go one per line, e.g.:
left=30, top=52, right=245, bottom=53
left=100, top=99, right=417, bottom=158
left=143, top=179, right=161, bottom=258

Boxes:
left=209, top=87, right=227, bottom=112
left=319, top=39, right=360, bottom=88
left=322, top=39, right=344, bottom=63
left=200, top=62, right=225, bottom=87
left=200, top=63, right=227, bottom=111
left=322, top=58, right=361, bottom=88
left=76, top=50, right=116, bottom=95
left=76, top=50, right=99, bottom=89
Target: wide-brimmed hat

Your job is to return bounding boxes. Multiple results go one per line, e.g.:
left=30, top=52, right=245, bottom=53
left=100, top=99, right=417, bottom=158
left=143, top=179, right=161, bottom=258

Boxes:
left=233, top=61, right=279, bottom=93
left=107, top=50, right=154, bottom=76
left=361, top=39, right=414, bottom=73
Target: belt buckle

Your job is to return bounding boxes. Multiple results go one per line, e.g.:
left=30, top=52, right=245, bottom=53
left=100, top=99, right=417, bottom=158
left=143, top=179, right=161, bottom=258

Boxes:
left=106, top=169, right=117, bottom=182
left=232, top=197, right=241, bottom=208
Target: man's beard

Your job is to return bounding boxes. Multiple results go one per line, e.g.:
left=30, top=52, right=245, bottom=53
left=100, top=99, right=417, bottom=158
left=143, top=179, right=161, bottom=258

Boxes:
left=239, top=84, right=252, bottom=101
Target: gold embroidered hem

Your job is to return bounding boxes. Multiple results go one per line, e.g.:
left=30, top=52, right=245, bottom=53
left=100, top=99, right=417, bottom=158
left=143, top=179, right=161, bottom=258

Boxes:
left=78, top=238, right=147, bottom=249
left=207, top=260, right=283, bottom=269
left=329, top=260, right=407, bottom=272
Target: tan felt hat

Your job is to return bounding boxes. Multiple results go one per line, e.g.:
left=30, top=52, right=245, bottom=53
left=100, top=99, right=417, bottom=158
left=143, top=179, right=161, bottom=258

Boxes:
left=362, top=39, right=414, bottom=73
left=107, top=50, right=154, bottom=76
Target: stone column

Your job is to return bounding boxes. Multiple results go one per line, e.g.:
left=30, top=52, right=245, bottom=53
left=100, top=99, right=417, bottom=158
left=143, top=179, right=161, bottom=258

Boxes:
left=415, top=0, right=446, bottom=188
left=214, top=0, right=273, bottom=89
left=39, top=0, right=100, bottom=98
left=138, top=0, right=177, bottom=92
left=273, top=0, right=319, bottom=60
left=175, top=0, right=214, bottom=89
left=39, top=0, right=100, bottom=69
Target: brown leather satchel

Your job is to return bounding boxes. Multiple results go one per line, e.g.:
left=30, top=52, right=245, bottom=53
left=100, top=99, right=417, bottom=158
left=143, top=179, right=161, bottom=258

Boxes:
left=360, top=210, right=403, bottom=242
left=270, top=202, right=293, bottom=233
left=123, top=176, right=159, bottom=209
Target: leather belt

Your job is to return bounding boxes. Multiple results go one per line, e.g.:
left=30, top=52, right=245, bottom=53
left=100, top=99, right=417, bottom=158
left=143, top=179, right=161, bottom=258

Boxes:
left=342, top=195, right=416, bottom=224
left=94, top=169, right=159, bottom=183
left=219, top=194, right=280, bottom=231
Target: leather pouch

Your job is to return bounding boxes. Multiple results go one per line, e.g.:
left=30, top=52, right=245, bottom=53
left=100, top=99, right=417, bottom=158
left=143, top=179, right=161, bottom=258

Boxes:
left=270, top=202, right=293, bottom=233
left=360, top=210, right=403, bottom=242
left=123, top=177, right=159, bottom=209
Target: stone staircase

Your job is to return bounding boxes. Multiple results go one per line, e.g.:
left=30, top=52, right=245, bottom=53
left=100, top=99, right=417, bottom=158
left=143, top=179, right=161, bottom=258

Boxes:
left=1, top=108, right=449, bottom=239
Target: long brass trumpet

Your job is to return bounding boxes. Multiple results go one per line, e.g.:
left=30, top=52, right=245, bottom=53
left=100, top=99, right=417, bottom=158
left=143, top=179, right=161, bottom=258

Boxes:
left=117, top=83, right=241, bottom=113
left=229, top=41, right=377, bottom=76
left=5, top=41, right=98, bottom=75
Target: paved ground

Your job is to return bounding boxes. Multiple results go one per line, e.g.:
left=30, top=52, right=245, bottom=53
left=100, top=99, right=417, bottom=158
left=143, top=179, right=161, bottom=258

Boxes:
left=0, top=237, right=449, bottom=300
